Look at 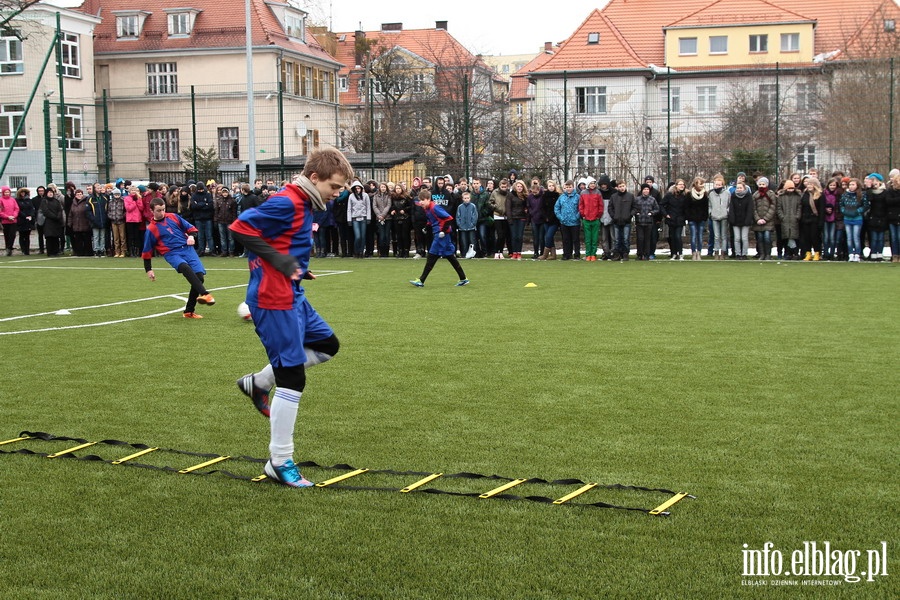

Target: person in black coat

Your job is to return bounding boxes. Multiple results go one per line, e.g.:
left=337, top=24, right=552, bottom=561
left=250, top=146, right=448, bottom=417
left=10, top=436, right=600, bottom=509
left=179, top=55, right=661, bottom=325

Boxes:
left=728, top=181, right=755, bottom=259
left=660, top=179, right=687, bottom=260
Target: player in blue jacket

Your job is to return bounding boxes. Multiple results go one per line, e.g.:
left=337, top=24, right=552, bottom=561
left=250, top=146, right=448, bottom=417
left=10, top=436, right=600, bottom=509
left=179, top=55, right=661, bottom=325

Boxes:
left=409, top=189, right=469, bottom=287
left=230, top=147, right=354, bottom=488
left=143, top=198, right=215, bottom=318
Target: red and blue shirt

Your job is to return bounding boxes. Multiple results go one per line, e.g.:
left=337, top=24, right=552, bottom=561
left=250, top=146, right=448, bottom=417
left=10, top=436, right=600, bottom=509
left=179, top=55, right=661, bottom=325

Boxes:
left=230, top=184, right=313, bottom=310
left=142, top=213, right=197, bottom=259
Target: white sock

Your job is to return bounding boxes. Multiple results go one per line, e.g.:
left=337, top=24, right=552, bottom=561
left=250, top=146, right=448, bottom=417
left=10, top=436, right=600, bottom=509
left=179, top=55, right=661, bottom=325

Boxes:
left=269, top=387, right=301, bottom=466
left=254, top=364, right=275, bottom=389
left=304, top=348, right=333, bottom=370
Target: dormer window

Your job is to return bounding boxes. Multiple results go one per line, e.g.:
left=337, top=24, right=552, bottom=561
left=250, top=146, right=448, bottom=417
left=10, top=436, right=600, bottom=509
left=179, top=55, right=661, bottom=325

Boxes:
left=165, top=8, right=202, bottom=37
left=285, top=12, right=304, bottom=39
left=113, top=11, right=151, bottom=40
left=885, top=19, right=896, bottom=33
left=587, top=32, right=600, bottom=44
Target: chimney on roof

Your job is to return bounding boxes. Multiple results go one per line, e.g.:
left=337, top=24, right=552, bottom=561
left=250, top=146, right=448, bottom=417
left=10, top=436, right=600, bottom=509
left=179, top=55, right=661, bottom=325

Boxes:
left=382, top=23, right=402, bottom=31
left=544, top=42, right=553, bottom=53
left=354, top=30, right=366, bottom=67
left=435, top=20, right=448, bottom=31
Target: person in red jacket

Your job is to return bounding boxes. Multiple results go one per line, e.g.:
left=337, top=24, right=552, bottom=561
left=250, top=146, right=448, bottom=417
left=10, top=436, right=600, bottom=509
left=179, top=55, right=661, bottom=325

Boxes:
left=578, top=179, right=604, bottom=261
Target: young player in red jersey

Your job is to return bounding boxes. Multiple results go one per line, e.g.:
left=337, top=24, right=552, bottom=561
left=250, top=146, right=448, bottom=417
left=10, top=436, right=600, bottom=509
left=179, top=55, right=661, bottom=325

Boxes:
left=143, top=198, right=215, bottom=318
left=230, top=148, right=353, bottom=488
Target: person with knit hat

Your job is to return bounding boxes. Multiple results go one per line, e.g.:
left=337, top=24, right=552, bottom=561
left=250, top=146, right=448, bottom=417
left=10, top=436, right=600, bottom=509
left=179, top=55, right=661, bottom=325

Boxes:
left=347, top=179, right=370, bottom=258
left=751, top=177, right=776, bottom=259
left=865, top=173, right=888, bottom=260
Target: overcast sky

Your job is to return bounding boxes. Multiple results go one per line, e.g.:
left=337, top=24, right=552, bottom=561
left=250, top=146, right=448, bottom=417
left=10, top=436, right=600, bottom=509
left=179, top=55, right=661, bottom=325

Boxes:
left=47, top=0, right=609, bottom=56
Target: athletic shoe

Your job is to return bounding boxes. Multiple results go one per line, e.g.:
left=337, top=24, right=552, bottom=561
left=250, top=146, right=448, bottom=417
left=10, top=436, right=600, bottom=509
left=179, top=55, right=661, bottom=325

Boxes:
left=182, top=312, right=203, bottom=319
left=236, top=374, right=272, bottom=417
left=197, top=293, right=216, bottom=305
left=264, top=459, right=314, bottom=488
left=409, top=279, right=424, bottom=287
left=455, top=279, right=470, bottom=286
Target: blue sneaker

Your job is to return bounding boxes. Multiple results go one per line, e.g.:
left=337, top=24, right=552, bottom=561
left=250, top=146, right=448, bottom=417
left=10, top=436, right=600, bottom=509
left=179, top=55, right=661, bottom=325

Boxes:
left=264, top=459, right=314, bottom=487
left=236, top=374, right=271, bottom=418
left=409, top=279, right=424, bottom=287
left=455, top=279, right=470, bottom=286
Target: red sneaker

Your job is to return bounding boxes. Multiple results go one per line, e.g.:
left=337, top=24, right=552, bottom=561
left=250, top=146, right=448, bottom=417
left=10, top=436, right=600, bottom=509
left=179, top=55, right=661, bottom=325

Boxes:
left=183, top=312, right=203, bottom=319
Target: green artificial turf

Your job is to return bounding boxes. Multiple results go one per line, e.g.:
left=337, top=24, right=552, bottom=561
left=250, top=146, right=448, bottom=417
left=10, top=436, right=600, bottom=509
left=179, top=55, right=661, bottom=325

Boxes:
left=1, top=254, right=897, bottom=598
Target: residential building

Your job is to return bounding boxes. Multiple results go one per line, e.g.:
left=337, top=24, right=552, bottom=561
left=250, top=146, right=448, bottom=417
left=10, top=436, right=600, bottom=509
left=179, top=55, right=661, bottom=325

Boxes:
left=78, top=0, right=343, bottom=182
left=1, top=3, right=101, bottom=189
left=332, top=21, right=507, bottom=174
left=522, top=0, right=900, bottom=183
left=483, top=52, right=536, bottom=81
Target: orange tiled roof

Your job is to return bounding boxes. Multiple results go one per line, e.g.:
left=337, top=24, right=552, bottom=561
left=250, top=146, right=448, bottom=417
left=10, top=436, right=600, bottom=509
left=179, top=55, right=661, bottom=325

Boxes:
left=332, top=26, right=492, bottom=106
left=666, top=0, right=814, bottom=29
left=532, top=0, right=900, bottom=74
left=509, top=46, right=557, bottom=100
left=78, top=0, right=339, bottom=65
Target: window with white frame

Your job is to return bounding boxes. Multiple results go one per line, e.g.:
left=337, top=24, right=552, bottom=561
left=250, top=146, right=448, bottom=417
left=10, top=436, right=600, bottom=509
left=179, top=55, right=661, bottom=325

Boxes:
left=577, top=148, right=606, bottom=172
left=1, top=29, right=24, bottom=74
left=304, top=66, right=313, bottom=97
left=218, top=127, right=239, bottom=160
left=749, top=34, right=768, bottom=52
left=147, top=62, right=178, bottom=95
left=697, top=86, right=718, bottom=113
left=59, top=32, right=80, bottom=78
left=661, top=86, right=681, bottom=113
left=796, top=145, right=816, bottom=171
left=759, top=83, right=777, bottom=112
left=515, top=103, right=523, bottom=117
left=8, top=175, right=27, bottom=188
left=116, top=15, right=140, bottom=38
left=576, top=86, right=607, bottom=114
left=168, top=13, right=192, bottom=36
left=796, top=82, right=817, bottom=112
left=0, top=104, right=26, bottom=148
left=412, top=73, right=424, bottom=93
left=709, top=36, right=728, bottom=54
left=781, top=33, right=800, bottom=52
left=679, top=37, right=698, bottom=55
left=58, top=105, right=83, bottom=150
left=338, top=75, right=348, bottom=92
left=148, top=129, right=179, bottom=162
left=285, top=13, right=304, bottom=39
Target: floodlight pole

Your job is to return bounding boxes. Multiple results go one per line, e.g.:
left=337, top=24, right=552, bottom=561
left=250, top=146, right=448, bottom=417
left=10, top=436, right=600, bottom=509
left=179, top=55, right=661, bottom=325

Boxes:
left=246, top=0, right=257, bottom=183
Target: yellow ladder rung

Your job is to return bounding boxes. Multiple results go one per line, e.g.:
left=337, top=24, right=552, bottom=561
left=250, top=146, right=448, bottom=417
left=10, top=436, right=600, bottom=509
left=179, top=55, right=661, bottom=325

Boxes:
left=400, top=473, right=443, bottom=493
left=315, top=468, right=368, bottom=487
left=112, top=447, right=159, bottom=465
left=47, top=441, right=97, bottom=458
left=178, top=455, right=231, bottom=474
left=480, top=478, right=528, bottom=499
left=649, top=492, right=690, bottom=515
left=0, top=435, right=32, bottom=447
left=251, top=474, right=268, bottom=482
left=553, top=482, right=598, bottom=505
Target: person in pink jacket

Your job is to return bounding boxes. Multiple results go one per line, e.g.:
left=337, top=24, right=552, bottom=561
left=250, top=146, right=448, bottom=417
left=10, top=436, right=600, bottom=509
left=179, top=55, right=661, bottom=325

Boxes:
left=1, top=185, right=20, bottom=256
left=124, top=186, right=143, bottom=257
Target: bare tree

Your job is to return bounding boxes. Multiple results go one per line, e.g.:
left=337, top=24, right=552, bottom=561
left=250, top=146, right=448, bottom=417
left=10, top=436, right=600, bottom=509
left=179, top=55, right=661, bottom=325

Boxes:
left=1, top=1, right=42, bottom=29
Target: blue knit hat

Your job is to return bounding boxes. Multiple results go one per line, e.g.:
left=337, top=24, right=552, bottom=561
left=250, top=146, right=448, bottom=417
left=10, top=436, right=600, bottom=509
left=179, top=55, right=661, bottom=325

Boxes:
left=867, top=172, right=884, bottom=182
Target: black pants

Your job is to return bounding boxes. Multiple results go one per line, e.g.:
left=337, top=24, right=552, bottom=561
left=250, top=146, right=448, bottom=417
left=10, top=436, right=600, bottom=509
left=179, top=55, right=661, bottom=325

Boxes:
left=560, top=224, right=580, bottom=259
left=418, top=252, right=466, bottom=283
left=2, top=223, right=16, bottom=253
left=47, top=234, right=61, bottom=256
left=393, top=219, right=411, bottom=257
left=18, top=228, right=31, bottom=255
left=636, top=223, right=654, bottom=258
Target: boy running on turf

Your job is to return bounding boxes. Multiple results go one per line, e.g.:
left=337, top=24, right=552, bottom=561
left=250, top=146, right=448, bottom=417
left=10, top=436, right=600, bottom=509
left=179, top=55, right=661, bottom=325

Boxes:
left=409, top=189, right=469, bottom=287
left=143, top=198, right=215, bottom=318
left=230, top=147, right=353, bottom=488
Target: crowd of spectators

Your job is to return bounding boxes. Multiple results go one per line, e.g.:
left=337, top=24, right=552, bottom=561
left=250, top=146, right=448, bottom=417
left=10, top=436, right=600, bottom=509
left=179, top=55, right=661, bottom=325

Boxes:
left=2, top=167, right=897, bottom=262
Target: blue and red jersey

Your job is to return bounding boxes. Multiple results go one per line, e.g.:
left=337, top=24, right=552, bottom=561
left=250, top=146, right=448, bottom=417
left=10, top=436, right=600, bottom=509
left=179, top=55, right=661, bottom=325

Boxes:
left=230, top=184, right=313, bottom=310
left=426, top=203, right=456, bottom=256
left=141, top=213, right=198, bottom=259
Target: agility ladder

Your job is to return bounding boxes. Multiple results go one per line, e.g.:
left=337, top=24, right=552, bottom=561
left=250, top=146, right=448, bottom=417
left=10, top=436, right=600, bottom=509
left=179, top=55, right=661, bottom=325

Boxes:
left=1, top=432, right=693, bottom=516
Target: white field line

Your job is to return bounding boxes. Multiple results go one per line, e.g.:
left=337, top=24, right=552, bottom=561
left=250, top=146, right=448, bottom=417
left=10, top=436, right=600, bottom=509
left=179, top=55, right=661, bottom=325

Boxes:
left=0, top=270, right=351, bottom=336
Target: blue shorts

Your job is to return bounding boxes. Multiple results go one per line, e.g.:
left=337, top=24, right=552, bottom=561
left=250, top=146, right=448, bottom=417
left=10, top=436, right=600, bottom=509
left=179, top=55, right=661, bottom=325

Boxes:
left=250, top=295, right=333, bottom=368
left=163, top=247, right=205, bottom=275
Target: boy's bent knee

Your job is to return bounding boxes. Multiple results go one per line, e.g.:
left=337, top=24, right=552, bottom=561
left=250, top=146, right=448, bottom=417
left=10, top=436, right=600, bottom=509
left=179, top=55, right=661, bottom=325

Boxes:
left=272, top=365, right=306, bottom=392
